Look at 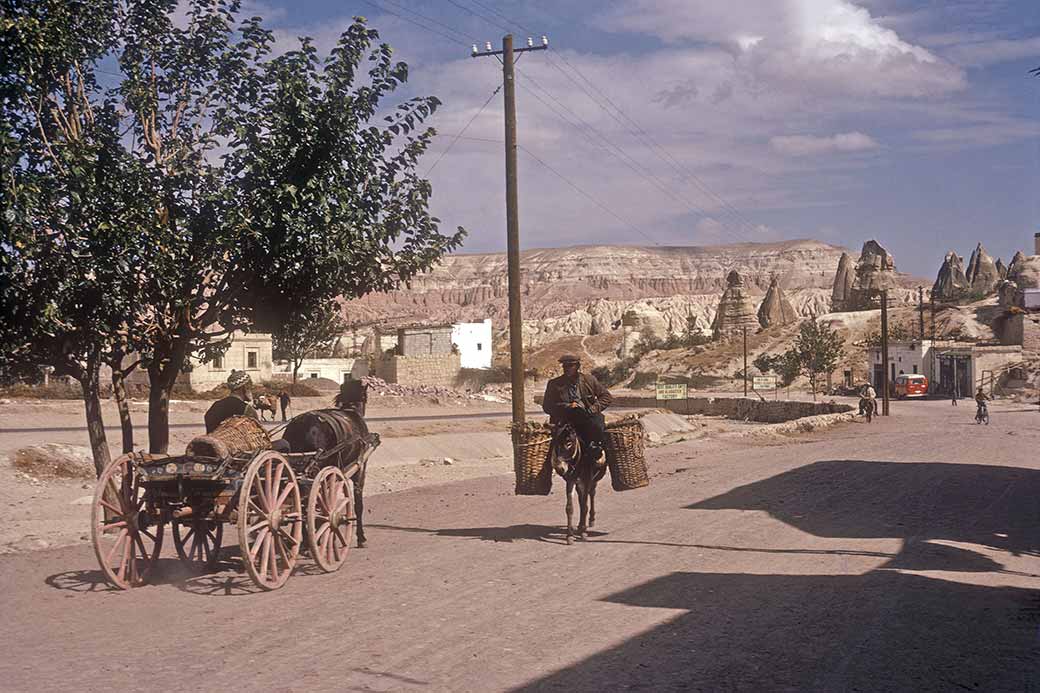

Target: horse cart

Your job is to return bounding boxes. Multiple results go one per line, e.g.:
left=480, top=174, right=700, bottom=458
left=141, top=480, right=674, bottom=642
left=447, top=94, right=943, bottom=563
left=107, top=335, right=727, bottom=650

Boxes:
left=90, top=414, right=379, bottom=591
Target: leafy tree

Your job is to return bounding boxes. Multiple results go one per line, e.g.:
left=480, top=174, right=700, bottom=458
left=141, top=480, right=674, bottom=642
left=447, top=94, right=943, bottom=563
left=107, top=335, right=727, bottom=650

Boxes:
left=3, top=2, right=465, bottom=458
left=273, top=304, right=347, bottom=384
left=791, top=318, right=846, bottom=400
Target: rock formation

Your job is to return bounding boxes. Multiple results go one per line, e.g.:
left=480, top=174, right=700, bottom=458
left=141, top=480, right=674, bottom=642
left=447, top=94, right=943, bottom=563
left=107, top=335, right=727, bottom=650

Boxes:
left=830, top=252, right=855, bottom=312
left=932, top=251, right=969, bottom=300
left=847, top=240, right=896, bottom=310
left=966, top=243, right=1001, bottom=294
left=757, top=276, right=798, bottom=328
left=996, top=258, right=1007, bottom=279
left=1008, top=251, right=1027, bottom=281
left=711, top=270, right=760, bottom=341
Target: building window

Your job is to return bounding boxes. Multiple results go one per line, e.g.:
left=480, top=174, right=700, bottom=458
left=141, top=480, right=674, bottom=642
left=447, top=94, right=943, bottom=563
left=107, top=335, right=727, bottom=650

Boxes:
left=476, top=343, right=482, bottom=351
left=309, top=372, right=319, bottom=379
left=246, top=350, right=258, bottom=369
left=341, top=372, right=350, bottom=382
left=913, top=365, right=918, bottom=374
left=213, top=355, right=224, bottom=370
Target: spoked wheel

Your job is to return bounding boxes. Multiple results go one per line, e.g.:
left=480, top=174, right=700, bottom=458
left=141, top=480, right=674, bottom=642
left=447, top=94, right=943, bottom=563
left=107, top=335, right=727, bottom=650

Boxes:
left=306, top=466, right=355, bottom=573
left=172, top=517, right=224, bottom=572
left=91, top=454, right=164, bottom=590
left=238, top=451, right=302, bottom=590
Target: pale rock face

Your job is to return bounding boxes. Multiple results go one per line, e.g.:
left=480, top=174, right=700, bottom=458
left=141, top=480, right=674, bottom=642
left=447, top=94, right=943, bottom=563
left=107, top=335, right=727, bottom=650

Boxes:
left=996, top=258, right=1007, bottom=280
left=848, top=240, right=897, bottom=310
left=712, top=270, right=760, bottom=341
left=1007, top=251, right=1028, bottom=282
left=932, top=251, right=969, bottom=300
left=343, top=241, right=848, bottom=343
left=758, top=276, right=799, bottom=328
left=831, top=252, right=855, bottom=311
left=966, top=243, right=1001, bottom=294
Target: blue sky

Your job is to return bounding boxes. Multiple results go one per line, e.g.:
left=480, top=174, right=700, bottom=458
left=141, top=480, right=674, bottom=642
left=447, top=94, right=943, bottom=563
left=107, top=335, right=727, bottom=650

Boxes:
left=236, top=0, right=1039, bottom=277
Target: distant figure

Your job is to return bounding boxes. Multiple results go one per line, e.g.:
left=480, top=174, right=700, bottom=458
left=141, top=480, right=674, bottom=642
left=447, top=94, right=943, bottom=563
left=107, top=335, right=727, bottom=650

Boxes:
left=205, top=370, right=258, bottom=433
left=858, top=383, right=876, bottom=417
left=335, top=377, right=368, bottom=418
left=279, top=390, right=291, bottom=421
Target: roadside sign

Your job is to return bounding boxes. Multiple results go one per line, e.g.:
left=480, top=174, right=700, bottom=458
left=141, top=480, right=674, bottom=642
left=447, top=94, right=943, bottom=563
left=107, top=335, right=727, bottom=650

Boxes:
left=655, top=382, right=688, bottom=400
left=753, top=375, right=777, bottom=391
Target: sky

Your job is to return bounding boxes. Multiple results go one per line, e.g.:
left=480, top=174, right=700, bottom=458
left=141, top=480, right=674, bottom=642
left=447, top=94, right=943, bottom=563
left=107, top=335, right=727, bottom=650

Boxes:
left=237, top=0, right=1038, bottom=277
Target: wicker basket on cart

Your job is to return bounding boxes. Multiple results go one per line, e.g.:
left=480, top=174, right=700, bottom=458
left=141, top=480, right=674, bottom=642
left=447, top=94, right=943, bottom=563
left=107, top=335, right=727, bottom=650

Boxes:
left=605, top=417, right=649, bottom=491
left=510, top=421, right=553, bottom=496
left=186, top=415, right=272, bottom=459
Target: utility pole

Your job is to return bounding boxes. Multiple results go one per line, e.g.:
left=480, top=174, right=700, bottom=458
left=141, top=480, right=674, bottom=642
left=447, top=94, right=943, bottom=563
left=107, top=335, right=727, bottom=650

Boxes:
left=880, top=289, right=891, bottom=416
left=472, top=35, right=548, bottom=428
left=918, top=286, right=925, bottom=342
left=742, top=326, right=749, bottom=397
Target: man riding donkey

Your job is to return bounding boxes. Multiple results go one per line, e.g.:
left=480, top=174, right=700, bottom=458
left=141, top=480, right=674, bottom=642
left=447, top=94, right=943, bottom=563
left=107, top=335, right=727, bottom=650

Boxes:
left=542, top=355, right=613, bottom=476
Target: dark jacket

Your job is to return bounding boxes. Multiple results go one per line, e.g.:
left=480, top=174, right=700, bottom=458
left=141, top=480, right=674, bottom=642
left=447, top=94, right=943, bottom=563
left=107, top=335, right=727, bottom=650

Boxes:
left=204, top=395, right=258, bottom=433
left=542, top=372, right=613, bottom=422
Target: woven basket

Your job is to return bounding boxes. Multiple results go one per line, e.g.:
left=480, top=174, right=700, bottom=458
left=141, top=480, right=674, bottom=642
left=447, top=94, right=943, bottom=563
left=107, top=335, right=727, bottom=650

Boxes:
left=605, top=417, right=649, bottom=491
left=510, top=422, right=553, bottom=496
left=186, top=415, right=272, bottom=459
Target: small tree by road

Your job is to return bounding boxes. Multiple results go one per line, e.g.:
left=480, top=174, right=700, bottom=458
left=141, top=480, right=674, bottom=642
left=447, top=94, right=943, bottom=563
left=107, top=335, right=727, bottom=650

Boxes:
left=273, top=305, right=347, bottom=384
left=791, top=318, right=846, bottom=400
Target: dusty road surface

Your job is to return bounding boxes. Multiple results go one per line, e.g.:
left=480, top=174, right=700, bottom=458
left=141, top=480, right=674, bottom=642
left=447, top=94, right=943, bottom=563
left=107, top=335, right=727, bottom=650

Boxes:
left=2, top=399, right=1039, bottom=691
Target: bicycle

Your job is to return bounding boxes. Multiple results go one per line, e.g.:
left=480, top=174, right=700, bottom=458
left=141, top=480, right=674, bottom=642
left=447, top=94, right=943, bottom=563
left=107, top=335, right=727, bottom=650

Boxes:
left=975, top=404, right=990, bottom=425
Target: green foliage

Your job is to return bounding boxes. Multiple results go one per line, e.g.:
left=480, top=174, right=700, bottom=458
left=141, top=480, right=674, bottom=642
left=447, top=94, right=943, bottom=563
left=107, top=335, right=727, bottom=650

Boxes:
left=791, top=318, right=846, bottom=397
left=272, top=303, right=348, bottom=381
left=591, top=358, right=637, bottom=387
left=2, top=1, right=465, bottom=453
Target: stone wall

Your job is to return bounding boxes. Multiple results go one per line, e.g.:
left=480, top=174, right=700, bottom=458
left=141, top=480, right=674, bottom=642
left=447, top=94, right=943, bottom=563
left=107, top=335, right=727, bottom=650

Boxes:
left=377, top=353, right=462, bottom=387
left=1004, top=313, right=1040, bottom=360
left=608, top=396, right=853, bottom=423
left=399, top=326, right=455, bottom=356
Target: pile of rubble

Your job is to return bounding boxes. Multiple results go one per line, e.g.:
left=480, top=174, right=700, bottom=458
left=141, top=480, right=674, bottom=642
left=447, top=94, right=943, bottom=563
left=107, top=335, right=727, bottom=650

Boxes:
left=360, top=376, right=510, bottom=402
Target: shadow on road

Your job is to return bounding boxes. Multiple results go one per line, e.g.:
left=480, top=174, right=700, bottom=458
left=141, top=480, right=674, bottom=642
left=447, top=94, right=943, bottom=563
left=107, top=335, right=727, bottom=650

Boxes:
left=368, top=522, right=582, bottom=545
left=515, top=459, right=1040, bottom=690
left=514, top=570, right=1040, bottom=691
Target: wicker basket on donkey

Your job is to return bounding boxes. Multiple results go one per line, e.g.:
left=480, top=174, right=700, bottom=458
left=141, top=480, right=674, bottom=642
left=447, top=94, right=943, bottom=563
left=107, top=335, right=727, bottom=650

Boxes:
left=186, top=415, right=272, bottom=459
left=605, top=417, right=649, bottom=491
left=510, top=422, right=553, bottom=496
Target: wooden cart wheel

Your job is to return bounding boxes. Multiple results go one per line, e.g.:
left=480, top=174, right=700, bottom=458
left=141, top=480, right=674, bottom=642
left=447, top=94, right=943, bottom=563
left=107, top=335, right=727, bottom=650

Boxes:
left=91, top=454, right=164, bottom=589
left=238, top=451, right=302, bottom=590
left=172, top=518, right=224, bottom=572
left=306, top=466, right=355, bottom=572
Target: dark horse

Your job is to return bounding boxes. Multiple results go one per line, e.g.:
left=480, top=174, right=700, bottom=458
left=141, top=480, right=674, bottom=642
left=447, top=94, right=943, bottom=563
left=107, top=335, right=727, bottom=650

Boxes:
left=282, top=408, right=379, bottom=548
left=549, top=422, right=606, bottom=544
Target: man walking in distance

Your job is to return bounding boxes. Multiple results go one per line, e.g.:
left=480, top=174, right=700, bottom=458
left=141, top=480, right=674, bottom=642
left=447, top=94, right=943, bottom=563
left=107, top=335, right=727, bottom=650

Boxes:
left=278, top=389, right=291, bottom=422
left=542, top=355, right=613, bottom=475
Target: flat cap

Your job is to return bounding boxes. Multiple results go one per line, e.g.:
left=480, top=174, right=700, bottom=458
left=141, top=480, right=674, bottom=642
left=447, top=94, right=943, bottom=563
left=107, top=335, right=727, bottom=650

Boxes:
left=558, top=354, right=581, bottom=363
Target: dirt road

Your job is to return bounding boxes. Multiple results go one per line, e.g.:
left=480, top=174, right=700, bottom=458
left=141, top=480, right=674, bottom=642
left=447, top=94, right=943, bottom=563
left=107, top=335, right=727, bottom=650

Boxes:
left=2, top=400, right=1039, bottom=691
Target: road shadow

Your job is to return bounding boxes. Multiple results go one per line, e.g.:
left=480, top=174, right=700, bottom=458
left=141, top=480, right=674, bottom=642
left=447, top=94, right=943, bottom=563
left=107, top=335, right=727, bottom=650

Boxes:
left=514, top=570, right=1040, bottom=691
left=688, top=459, right=1040, bottom=559
left=368, top=522, right=585, bottom=545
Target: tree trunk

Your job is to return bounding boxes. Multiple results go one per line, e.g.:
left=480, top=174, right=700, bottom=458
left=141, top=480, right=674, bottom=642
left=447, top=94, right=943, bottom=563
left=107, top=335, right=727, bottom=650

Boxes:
left=147, top=367, right=173, bottom=454
left=112, top=367, right=134, bottom=454
left=292, top=358, right=300, bottom=385
left=81, top=361, right=112, bottom=477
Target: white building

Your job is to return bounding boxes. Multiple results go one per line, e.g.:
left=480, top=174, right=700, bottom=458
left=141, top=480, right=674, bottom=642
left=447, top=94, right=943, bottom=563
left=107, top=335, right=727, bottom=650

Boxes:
left=867, top=340, right=934, bottom=388
left=185, top=331, right=274, bottom=390
left=272, top=357, right=369, bottom=383
left=452, top=319, right=493, bottom=369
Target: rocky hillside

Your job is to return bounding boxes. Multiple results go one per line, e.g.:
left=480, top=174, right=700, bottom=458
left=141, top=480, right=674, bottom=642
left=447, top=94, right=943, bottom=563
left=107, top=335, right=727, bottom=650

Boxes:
left=343, top=240, right=923, bottom=345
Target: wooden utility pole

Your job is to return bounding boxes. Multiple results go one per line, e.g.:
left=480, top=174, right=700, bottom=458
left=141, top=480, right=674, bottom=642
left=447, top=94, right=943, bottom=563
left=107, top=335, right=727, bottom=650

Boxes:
left=880, top=289, right=891, bottom=416
left=918, top=286, right=926, bottom=342
left=742, top=326, right=749, bottom=397
left=472, top=35, right=548, bottom=428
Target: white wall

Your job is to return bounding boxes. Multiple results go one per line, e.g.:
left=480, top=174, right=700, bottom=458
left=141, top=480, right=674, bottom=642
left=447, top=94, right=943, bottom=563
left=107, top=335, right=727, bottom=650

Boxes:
left=187, top=332, right=273, bottom=390
left=272, top=358, right=368, bottom=382
left=452, top=319, right=493, bottom=369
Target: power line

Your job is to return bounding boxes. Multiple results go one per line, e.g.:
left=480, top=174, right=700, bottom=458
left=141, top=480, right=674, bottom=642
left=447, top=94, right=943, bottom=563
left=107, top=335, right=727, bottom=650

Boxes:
left=358, top=0, right=470, bottom=47
left=520, top=145, right=660, bottom=246
left=378, top=0, right=475, bottom=46
left=424, top=85, right=501, bottom=175
left=443, top=0, right=514, bottom=35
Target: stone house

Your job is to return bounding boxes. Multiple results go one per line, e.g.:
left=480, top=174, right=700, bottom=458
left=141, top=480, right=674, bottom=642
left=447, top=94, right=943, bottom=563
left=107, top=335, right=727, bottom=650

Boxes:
left=271, top=357, right=369, bottom=383
left=451, top=319, right=493, bottom=370
left=184, top=331, right=274, bottom=391
left=869, top=339, right=1023, bottom=396
left=373, top=324, right=462, bottom=387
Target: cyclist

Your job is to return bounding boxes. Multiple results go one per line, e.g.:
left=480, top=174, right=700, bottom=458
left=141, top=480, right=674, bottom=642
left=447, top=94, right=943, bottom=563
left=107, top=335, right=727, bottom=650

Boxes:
left=974, top=387, right=989, bottom=422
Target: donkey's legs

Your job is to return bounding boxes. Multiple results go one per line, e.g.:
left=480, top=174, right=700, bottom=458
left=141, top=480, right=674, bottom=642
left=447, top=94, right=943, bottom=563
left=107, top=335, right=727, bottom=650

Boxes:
left=565, top=478, right=575, bottom=545
left=354, top=464, right=367, bottom=548
left=576, top=480, right=589, bottom=539
left=588, top=479, right=597, bottom=528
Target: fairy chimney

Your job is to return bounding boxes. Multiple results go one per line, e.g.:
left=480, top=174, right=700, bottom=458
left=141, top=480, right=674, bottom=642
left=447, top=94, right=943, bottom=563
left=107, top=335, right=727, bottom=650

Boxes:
left=931, top=251, right=969, bottom=301
left=966, top=243, right=1001, bottom=294
left=830, top=252, right=855, bottom=312
left=757, top=276, right=798, bottom=328
left=848, top=240, right=896, bottom=310
left=711, top=270, right=759, bottom=341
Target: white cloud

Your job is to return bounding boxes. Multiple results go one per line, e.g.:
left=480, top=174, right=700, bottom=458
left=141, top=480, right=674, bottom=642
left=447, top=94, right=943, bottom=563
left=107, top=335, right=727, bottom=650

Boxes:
left=770, top=132, right=880, bottom=156
left=598, top=0, right=966, bottom=97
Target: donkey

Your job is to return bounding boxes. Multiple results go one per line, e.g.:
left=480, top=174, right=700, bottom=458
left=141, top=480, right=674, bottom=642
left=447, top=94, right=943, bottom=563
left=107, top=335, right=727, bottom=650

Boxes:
left=253, top=394, right=278, bottom=421
left=282, top=409, right=379, bottom=548
left=549, top=422, right=606, bottom=544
